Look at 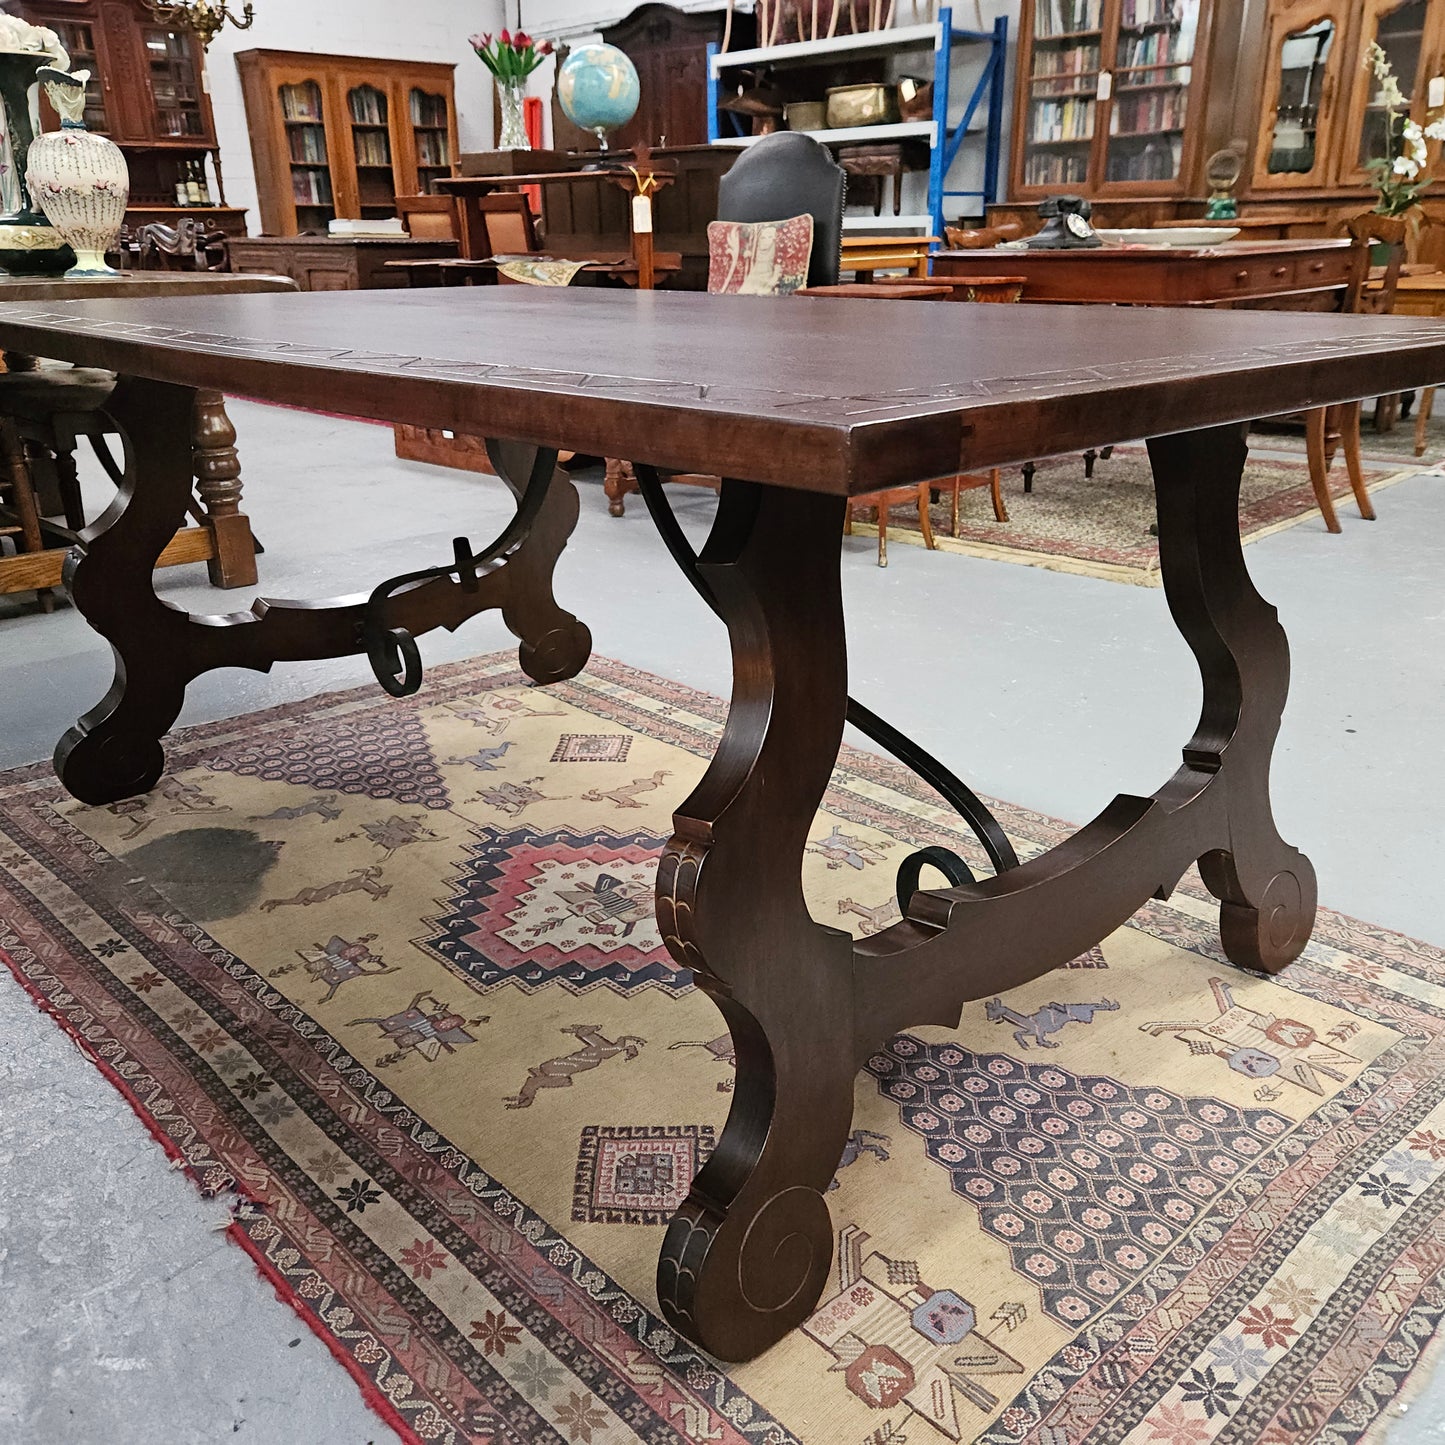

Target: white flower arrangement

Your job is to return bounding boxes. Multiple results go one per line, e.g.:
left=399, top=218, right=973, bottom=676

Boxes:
left=1365, top=42, right=1445, bottom=214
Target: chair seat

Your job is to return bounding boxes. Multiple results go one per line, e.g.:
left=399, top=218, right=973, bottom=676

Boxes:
left=0, top=367, right=117, bottom=421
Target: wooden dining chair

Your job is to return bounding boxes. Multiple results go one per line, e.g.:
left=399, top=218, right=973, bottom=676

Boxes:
left=1301, top=213, right=1406, bottom=533
left=395, top=193, right=460, bottom=241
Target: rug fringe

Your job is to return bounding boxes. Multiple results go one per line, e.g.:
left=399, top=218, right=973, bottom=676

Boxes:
left=227, top=1219, right=425, bottom=1445
left=0, top=945, right=422, bottom=1445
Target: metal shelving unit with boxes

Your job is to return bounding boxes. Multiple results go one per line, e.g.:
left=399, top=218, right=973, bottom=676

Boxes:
left=706, top=10, right=1008, bottom=239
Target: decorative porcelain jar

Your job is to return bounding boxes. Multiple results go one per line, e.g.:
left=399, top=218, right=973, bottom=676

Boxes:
left=0, top=19, right=75, bottom=275
left=26, top=66, right=129, bottom=278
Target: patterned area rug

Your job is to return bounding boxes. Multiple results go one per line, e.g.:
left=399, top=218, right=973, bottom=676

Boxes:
left=4, top=653, right=1445, bottom=1445
left=857, top=447, right=1418, bottom=585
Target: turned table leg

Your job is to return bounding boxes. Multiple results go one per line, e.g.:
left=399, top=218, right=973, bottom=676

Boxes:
left=191, top=388, right=257, bottom=589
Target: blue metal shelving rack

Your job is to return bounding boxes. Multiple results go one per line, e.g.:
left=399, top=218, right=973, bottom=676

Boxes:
left=706, top=9, right=1008, bottom=242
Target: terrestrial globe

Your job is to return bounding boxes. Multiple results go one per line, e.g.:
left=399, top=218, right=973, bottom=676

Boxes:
left=557, top=43, right=640, bottom=151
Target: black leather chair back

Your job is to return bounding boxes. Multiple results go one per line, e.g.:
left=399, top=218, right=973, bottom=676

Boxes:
left=716, top=132, right=846, bottom=288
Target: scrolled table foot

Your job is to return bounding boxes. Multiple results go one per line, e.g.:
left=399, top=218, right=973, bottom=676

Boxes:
left=660, top=1181, right=834, bottom=1362
left=54, top=722, right=165, bottom=807
left=1205, top=850, right=1318, bottom=974
left=518, top=616, right=592, bottom=684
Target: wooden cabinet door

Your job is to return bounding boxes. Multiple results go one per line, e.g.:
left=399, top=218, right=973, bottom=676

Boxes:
left=1251, top=0, right=1354, bottom=190
left=1337, top=0, right=1437, bottom=188
left=95, top=0, right=151, bottom=141
left=334, top=68, right=406, bottom=218
left=274, top=66, right=342, bottom=231
left=1097, top=0, right=1217, bottom=196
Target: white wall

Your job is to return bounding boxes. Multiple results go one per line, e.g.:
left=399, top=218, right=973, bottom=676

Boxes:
left=517, top=0, right=1022, bottom=222
left=205, top=0, right=505, bottom=232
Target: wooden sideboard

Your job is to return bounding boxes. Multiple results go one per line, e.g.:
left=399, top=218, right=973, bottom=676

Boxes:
left=931, top=239, right=1357, bottom=306
left=227, top=236, right=458, bottom=291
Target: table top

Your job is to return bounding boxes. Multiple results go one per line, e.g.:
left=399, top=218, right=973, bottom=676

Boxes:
left=0, top=271, right=297, bottom=301
left=0, top=287, right=1439, bottom=491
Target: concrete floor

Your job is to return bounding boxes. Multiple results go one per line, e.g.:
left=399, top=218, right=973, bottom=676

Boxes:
left=1, top=400, right=1442, bottom=1443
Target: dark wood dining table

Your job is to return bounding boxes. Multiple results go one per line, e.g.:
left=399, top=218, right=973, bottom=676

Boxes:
left=0, top=288, right=1441, bottom=1363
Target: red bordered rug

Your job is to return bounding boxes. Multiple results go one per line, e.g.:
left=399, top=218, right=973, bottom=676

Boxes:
left=3, top=652, right=1444, bottom=1444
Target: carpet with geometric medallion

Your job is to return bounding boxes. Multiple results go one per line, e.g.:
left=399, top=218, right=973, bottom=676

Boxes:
left=2, top=652, right=1443, bottom=1445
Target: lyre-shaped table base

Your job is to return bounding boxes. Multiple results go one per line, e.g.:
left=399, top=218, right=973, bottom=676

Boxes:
left=54, top=377, right=592, bottom=805
left=653, top=423, right=1316, bottom=1360
left=50, top=385, right=1316, bottom=1365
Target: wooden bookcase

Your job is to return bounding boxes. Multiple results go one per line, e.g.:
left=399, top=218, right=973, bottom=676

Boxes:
left=14, top=0, right=247, bottom=233
left=236, top=49, right=458, bottom=236
left=1008, top=0, right=1221, bottom=200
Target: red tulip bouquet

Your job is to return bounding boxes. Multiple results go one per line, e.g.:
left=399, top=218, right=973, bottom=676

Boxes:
left=470, top=28, right=554, bottom=148
left=468, top=29, right=554, bottom=82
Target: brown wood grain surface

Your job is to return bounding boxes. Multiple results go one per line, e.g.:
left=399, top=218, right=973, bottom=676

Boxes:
left=0, top=288, right=1442, bottom=490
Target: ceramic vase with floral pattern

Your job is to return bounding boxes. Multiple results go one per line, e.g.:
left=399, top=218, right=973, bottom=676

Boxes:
left=26, top=66, right=128, bottom=277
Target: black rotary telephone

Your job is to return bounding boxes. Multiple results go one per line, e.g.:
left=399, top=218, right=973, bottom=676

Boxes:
left=1024, top=195, right=1102, bottom=249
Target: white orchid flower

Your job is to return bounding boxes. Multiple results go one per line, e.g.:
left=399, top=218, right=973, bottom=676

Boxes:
left=1426, top=118, right=1445, bottom=140
left=1393, top=154, right=1419, bottom=176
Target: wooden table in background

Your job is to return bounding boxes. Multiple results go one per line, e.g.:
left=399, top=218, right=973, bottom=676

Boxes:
left=932, top=239, right=1356, bottom=307
left=839, top=234, right=940, bottom=281
left=2, top=290, right=1442, bottom=1362
left=439, top=168, right=677, bottom=290
left=227, top=236, right=459, bottom=291
left=0, top=271, right=296, bottom=598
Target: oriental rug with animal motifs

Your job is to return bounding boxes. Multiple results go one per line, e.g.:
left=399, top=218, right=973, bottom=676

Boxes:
left=2, top=651, right=1444, bottom=1445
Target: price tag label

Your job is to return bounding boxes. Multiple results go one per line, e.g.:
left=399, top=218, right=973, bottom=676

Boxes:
left=1430, top=75, right=1445, bottom=109
left=1097, top=70, right=1112, bottom=101
left=631, top=194, right=653, bottom=234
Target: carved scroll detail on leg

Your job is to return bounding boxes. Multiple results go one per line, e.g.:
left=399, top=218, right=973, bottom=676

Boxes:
left=654, top=480, right=855, bottom=1361
left=1149, top=426, right=1317, bottom=972
left=487, top=440, right=591, bottom=684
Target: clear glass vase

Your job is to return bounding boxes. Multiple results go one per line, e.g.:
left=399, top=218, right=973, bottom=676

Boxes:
left=497, top=77, right=530, bottom=151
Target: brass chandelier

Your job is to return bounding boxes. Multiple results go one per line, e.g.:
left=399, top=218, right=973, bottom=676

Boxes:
left=141, top=0, right=255, bottom=49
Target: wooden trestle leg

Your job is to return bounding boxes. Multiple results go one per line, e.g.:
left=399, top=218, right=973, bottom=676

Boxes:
left=54, top=377, right=591, bottom=806
left=657, top=423, right=1316, bottom=1362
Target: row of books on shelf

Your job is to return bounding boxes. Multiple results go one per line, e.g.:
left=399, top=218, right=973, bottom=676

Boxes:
left=415, top=131, right=449, bottom=166
left=1117, top=29, right=1191, bottom=68
left=1119, top=0, right=1184, bottom=27
left=1111, top=88, right=1187, bottom=133
left=353, top=129, right=393, bottom=166
left=1034, top=0, right=1102, bottom=38
left=288, top=125, right=326, bottom=164
left=410, top=91, right=447, bottom=127
left=349, top=88, right=388, bottom=125
left=1031, top=41, right=1100, bottom=92
left=279, top=83, right=322, bottom=122
left=1105, top=134, right=1182, bottom=182
left=1025, top=150, right=1090, bottom=185
left=292, top=168, right=334, bottom=204
left=1029, top=96, right=1094, bottom=142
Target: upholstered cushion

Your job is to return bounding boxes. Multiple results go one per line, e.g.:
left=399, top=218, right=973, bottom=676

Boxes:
left=0, top=366, right=117, bottom=419
left=706, top=214, right=814, bottom=296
